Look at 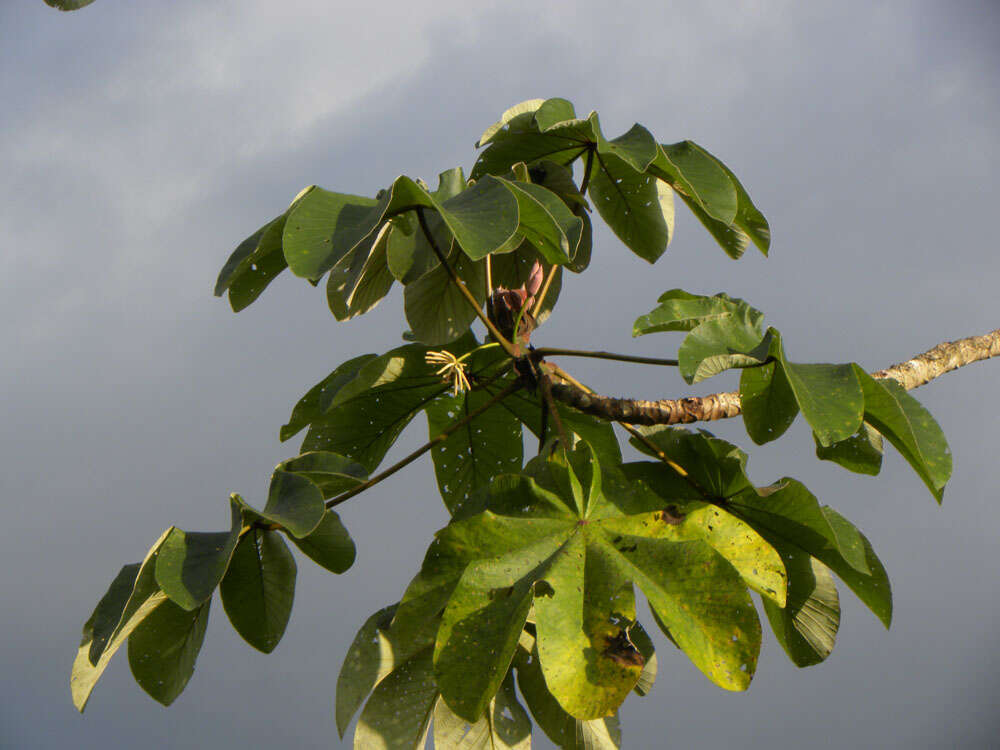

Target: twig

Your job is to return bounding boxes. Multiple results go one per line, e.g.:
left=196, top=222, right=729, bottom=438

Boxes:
left=416, top=207, right=517, bottom=358
left=533, top=347, right=679, bottom=367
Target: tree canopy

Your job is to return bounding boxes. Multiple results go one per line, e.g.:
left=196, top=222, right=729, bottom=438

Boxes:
left=70, top=95, right=997, bottom=749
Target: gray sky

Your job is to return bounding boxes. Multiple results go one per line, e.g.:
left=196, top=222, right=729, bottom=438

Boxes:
left=3, top=1, right=999, bottom=747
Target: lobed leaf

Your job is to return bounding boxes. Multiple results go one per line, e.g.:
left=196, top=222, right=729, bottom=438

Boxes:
left=432, top=672, right=532, bottom=750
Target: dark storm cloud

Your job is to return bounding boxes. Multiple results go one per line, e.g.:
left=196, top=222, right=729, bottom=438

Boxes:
left=3, top=1, right=998, bottom=748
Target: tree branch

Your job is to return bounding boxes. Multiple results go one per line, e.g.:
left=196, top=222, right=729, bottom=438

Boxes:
left=546, top=328, right=1000, bottom=426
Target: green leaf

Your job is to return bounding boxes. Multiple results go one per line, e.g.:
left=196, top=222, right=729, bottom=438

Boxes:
left=336, top=605, right=398, bottom=738
left=45, top=0, right=96, bottom=10
left=438, top=176, right=521, bottom=260
left=855, top=368, right=951, bottom=502
left=595, top=523, right=760, bottom=691
left=427, top=443, right=761, bottom=724
left=633, top=289, right=760, bottom=336
left=729, top=479, right=892, bottom=627
left=326, top=221, right=395, bottom=320
left=259, top=469, right=326, bottom=538
left=632, top=290, right=768, bottom=383
left=127, top=599, right=210, bottom=706
left=154, top=497, right=242, bottom=611
left=498, top=384, right=622, bottom=464
left=648, top=141, right=770, bottom=259
left=386, top=211, right=448, bottom=284
left=220, top=529, right=296, bottom=653
left=354, top=646, right=439, bottom=750
left=815, top=422, right=884, bottom=476
left=677, top=311, right=769, bottom=384
left=627, top=426, right=754, bottom=499
left=302, top=338, right=476, bottom=470
left=495, top=177, right=582, bottom=265
left=404, top=246, right=487, bottom=345
left=282, top=187, right=381, bottom=279
left=515, top=640, right=622, bottom=749
left=426, top=389, right=524, bottom=513
left=435, top=532, right=570, bottom=721
left=280, top=353, right=378, bottom=442
left=335, top=602, right=440, bottom=738
left=763, top=552, right=840, bottom=667
left=589, top=152, right=674, bottom=263
left=700, top=145, right=771, bottom=255
left=433, top=673, right=532, bottom=750
left=782, top=359, right=864, bottom=446
left=650, top=141, right=737, bottom=224
left=215, top=214, right=289, bottom=312
left=278, top=451, right=368, bottom=499
left=739, top=330, right=799, bottom=444
left=71, top=531, right=172, bottom=712
left=286, top=509, right=356, bottom=573
left=476, top=98, right=551, bottom=148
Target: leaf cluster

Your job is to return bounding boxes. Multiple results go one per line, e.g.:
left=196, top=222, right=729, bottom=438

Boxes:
left=72, top=98, right=953, bottom=750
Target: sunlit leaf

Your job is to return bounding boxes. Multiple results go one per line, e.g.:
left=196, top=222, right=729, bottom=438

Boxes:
left=71, top=530, right=172, bottom=712
left=354, top=647, right=438, bottom=750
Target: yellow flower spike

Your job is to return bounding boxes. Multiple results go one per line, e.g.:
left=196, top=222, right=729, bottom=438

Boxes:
left=425, top=350, right=471, bottom=396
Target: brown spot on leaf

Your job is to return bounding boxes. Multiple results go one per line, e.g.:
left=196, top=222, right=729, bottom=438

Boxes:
left=657, top=505, right=685, bottom=524
left=603, top=628, right=645, bottom=669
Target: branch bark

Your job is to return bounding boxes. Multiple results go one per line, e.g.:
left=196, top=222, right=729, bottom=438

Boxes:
left=547, top=328, right=1000, bottom=426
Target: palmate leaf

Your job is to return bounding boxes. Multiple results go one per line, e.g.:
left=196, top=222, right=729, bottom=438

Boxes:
left=326, top=221, right=395, bottom=321
left=353, top=646, right=439, bottom=750
left=413, top=443, right=762, bottom=724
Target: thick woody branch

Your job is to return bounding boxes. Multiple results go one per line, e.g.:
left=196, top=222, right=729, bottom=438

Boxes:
left=547, top=328, right=1000, bottom=426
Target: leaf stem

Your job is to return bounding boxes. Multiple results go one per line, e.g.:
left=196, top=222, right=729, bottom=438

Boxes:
left=325, top=380, right=522, bottom=509
left=533, top=347, right=679, bottom=367
left=416, top=207, right=517, bottom=358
